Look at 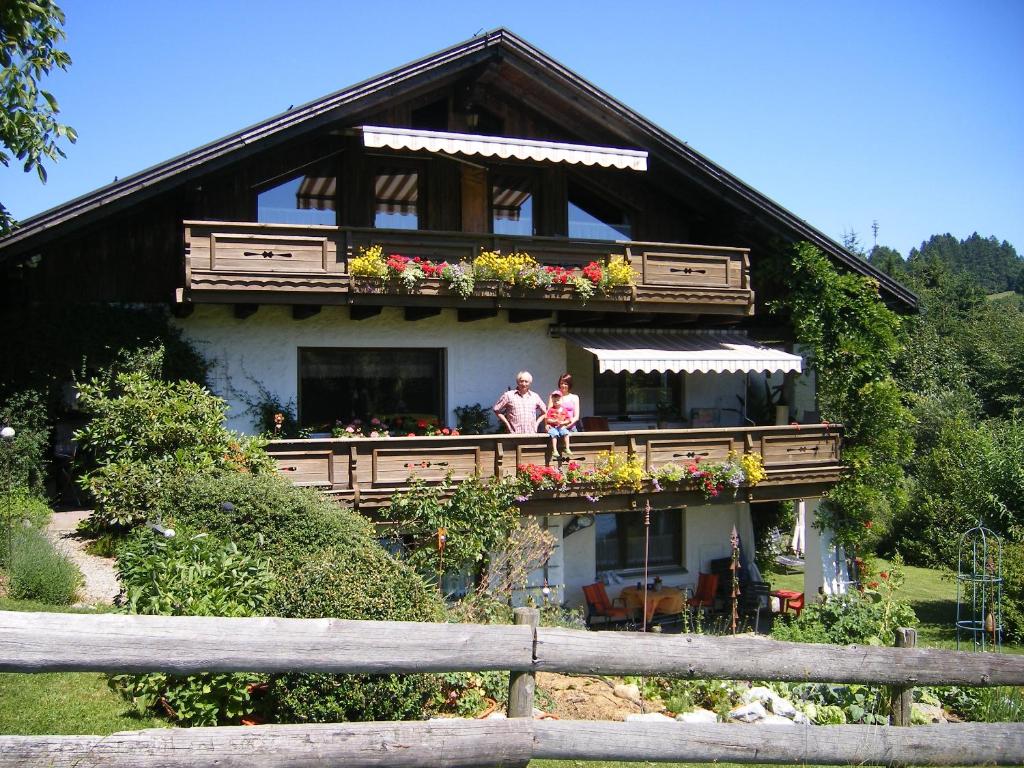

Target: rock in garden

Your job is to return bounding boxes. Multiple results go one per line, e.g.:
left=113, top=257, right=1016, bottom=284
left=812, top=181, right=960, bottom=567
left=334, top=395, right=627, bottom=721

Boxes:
left=769, top=696, right=798, bottom=719
left=613, top=683, right=641, bottom=702
left=625, top=712, right=675, bottom=722
left=743, top=686, right=774, bottom=704
left=676, top=708, right=718, bottom=723
left=729, top=702, right=767, bottom=723
left=755, top=714, right=796, bottom=726
left=912, top=703, right=948, bottom=723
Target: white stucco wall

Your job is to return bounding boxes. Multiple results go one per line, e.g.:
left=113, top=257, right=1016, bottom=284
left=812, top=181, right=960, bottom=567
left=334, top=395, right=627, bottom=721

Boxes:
left=175, top=305, right=568, bottom=433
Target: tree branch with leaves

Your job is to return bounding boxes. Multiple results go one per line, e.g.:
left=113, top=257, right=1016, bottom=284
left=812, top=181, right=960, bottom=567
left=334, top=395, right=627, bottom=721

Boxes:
left=1, top=0, right=76, bottom=235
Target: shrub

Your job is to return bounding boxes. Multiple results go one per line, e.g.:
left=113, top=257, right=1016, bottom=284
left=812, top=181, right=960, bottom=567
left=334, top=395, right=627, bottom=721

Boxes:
left=0, top=390, right=50, bottom=495
left=1001, top=540, right=1024, bottom=645
left=268, top=548, right=444, bottom=722
left=379, top=475, right=521, bottom=588
left=7, top=527, right=82, bottom=605
left=109, top=526, right=274, bottom=726
left=157, top=471, right=374, bottom=570
left=154, top=470, right=446, bottom=723
left=76, top=347, right=273, bottom=530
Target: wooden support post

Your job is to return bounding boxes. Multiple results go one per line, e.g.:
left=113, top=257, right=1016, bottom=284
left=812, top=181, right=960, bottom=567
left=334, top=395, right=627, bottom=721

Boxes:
left=889, top=627, right=918, bottom=726
left=508, top=607, right=539, bottom=718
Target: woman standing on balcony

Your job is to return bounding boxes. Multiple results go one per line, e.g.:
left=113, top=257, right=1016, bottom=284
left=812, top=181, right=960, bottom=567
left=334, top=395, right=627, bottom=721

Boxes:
left=556, top=373, right=581, bottom=432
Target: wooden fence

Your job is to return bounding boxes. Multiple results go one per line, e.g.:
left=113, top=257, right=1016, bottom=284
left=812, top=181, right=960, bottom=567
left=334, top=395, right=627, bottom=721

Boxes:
left=2, top=609, right=1023, bottom=767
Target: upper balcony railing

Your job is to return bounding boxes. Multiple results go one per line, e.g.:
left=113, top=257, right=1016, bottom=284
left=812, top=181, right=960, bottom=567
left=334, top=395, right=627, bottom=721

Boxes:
left=264, top=423, right=841, bottom=515
left=182, top=221, right=754, bottom=316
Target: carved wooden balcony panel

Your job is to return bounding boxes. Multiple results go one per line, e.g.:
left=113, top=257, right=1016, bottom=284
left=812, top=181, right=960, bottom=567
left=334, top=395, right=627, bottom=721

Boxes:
left=183, top=221, right=754, bottom=316
left=264, top=424, right=842, bottom=515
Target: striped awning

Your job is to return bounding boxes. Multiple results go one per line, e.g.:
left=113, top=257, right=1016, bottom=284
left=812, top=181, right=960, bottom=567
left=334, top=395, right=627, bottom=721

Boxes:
left=557, top=328, right=803, bottom=374
left=375, top=171, right=418, bottom=215
left=361, top=126, right=648, bottom=171
left=492, top=176, right=531, bottom=221
left=296, top=176, right=336, bottom=210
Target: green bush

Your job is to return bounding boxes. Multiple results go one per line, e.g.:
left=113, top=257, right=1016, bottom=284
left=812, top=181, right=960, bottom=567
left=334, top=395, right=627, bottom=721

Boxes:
left=267, top=548, right=444, bottom=723
left=7, top=527, right=82, bottom=605
left=154, top=470, right=446, bottom=723
left=772, top=590, right=917, bottom=647
left=1001, top=541, right=1024, bottom=645
left=157, top=471, right=374, bottom=570
left=75, top=347, right=273, bottom=530
left=109, top=527, right=274, bottom=726
left=0, top=390, right=50, bottom=495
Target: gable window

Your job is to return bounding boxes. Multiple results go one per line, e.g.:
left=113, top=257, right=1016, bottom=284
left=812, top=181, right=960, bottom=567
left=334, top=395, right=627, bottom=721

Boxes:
left=298, top=347, right=444, bottom=430
left=257, top=165, right=336, bottom=226
left=492, top=173, right=534, bottom=236
left=374, top=168, right=420, bottom=230
left=596, top=509, right=684, bottom=571
left=594, top=369, right=683, bottom=418
left=568, top=181, right=631, bottom=241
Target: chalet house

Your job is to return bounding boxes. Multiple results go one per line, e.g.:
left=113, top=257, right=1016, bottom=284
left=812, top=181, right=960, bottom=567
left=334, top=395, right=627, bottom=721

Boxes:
left=0, top=30, right=915, bottom=607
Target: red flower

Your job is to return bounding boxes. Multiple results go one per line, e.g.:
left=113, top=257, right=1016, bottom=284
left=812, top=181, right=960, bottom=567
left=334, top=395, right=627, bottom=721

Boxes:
left=406, top=432, right=415, bottom=437
left=868, top=581, right=880, bottom=589
left=864, top=520, right=873, bottom=529
left=880, top=571, right=889, bottom=580
left=417, top=420, right=428, bottom=428
left=441, top=427, right=451, bottom=435
left=451, top=429, right=460, bottom=436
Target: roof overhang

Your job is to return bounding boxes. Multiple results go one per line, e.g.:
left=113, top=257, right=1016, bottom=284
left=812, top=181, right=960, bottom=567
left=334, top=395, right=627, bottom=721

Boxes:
left=556, top=328, right=803, bottom=375
left=360, top=125, right=648, bottom=171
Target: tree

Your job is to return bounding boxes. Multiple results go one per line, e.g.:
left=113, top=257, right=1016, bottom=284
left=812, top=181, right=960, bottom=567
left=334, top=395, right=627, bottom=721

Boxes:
left=0, top=0, right=75, bottom=235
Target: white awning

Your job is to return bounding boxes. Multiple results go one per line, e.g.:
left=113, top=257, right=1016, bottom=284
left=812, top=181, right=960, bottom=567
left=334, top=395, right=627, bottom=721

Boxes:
left=557, top=328, right=803, bottom=374
left=361, top=126, right=648, bottom=171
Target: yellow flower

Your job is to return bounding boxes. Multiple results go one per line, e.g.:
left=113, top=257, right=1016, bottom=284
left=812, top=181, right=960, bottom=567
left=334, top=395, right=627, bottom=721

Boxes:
left=349, top=244, right=387, bottom=278
left=604, top=255, right=636, bottom=287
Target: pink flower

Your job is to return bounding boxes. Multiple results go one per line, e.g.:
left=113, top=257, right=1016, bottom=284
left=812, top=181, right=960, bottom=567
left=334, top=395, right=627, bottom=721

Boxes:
left=345, top=426, right=355, bottom=433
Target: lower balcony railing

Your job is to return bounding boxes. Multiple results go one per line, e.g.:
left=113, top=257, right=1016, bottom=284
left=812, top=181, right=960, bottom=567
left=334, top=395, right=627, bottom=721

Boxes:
left=182, top=222, right=754, bottom=316
left=265, top=424, right=842, bottom=514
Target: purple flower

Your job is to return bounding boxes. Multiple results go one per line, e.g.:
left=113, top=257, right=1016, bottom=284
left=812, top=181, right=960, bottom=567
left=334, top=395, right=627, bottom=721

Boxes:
left=652, top=478, right=663, bottom=492
left=585, top=493, right=600, bottom=503
left=515, top=495, right=530, bottom=503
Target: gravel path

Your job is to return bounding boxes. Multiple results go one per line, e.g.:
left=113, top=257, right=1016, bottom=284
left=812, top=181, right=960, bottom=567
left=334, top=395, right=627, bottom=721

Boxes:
left=45, top=508, right=121, bottom=607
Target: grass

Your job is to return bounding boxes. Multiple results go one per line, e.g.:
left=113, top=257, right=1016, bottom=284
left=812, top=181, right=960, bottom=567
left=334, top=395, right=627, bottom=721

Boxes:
left=0, top=598, right=165, bottom=735
left=768, top=557, right=1022, bottom=653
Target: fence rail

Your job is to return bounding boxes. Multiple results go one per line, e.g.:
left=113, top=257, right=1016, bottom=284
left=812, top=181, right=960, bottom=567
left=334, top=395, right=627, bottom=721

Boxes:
left=2, top=610, right=1023, bottom=766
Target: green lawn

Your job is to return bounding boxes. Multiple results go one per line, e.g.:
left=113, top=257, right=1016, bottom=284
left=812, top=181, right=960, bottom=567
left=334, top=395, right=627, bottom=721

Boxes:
left=0, top=598, right=166, bottom=735
left=768, top=558, right=1022, bottom=653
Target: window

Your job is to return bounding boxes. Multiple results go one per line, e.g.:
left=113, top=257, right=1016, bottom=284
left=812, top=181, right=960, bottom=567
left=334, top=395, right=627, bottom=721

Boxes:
left=257, top=166, right=336, bottom=225
left=568, top=181, right=631, bottom=241
left=596, top=509, right=684, bottom=571
left=492, top=173, right=534, bottom=236
left=298, top=348, right=443, bottom=430
left=594, top=369, right=683, bottom=418
left=374, top=168, right=420, bottom=229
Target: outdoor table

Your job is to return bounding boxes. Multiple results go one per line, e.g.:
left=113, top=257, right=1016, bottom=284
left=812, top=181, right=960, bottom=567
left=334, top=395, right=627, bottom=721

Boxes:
left=771, top=588, right=803, bottom=615
left=619, top=585, right=686, bottom=622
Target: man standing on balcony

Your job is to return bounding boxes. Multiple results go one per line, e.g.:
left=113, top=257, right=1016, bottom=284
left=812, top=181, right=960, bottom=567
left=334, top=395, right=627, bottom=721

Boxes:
left=493, top=371, right=546, bottom=434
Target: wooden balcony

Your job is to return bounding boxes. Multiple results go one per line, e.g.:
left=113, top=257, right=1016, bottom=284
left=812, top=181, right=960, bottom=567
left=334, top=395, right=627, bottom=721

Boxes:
left=182, top=221, right=754, bottom=316
left=264, top=424, right=841, bottom=515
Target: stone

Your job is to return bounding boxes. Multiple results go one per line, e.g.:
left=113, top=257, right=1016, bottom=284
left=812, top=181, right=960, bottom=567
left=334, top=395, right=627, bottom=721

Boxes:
left=792, top=711, right=811, bottom=725
left=676, top=708, right=718, bottom=724
left=743, top=686, right=774, bottom=704
left=912, top=703, right=948, bottom=724
left=755, top=714, right=797, bottom=726
left=485, top=711, right=507, bottom=719
left=769, top=696, right=799, bottom=719
left=625, top=712, right=675, bottom=722
left=613, top=683, right=641, bottom=702
left=729, top=701, right=767, bottom=723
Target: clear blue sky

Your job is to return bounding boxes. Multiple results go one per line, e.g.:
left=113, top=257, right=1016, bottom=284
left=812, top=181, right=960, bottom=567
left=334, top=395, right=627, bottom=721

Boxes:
left=4, top=0, right=1023, bottom=258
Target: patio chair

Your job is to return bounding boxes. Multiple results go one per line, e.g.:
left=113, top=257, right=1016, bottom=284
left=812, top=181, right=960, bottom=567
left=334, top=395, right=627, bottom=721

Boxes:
left=687, top=572, right=719, bottom=613
left=739, top=580, right=772, bottom=633
left=781, top=591, right=805, bottom=617
left=582, top=582, right=633, bottom=630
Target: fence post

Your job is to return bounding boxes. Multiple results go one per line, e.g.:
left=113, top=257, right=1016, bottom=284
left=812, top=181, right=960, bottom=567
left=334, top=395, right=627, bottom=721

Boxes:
left=889, top=627, right=917, bottom=726
left=508, top=607, right=539, bottom=718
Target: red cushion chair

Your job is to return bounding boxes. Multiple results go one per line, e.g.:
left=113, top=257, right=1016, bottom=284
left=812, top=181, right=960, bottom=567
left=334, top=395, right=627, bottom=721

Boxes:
left=582, top=582, right=632, bottom=629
